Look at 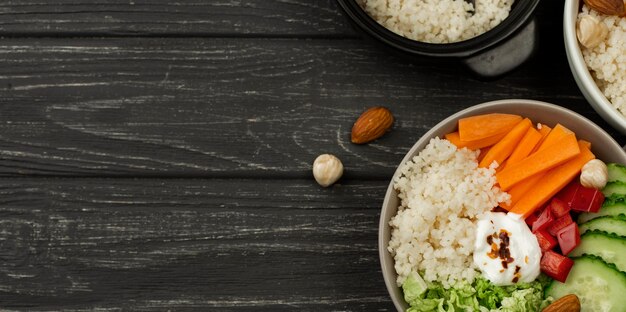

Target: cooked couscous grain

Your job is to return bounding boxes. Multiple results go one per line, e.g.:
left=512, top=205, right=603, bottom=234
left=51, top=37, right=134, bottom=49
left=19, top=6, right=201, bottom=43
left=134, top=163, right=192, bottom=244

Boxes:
left=389, top=137, right=509, bottom=288
left=579, top=6, right=626, bottom=116
left=357, top=0, right=514, bottom=43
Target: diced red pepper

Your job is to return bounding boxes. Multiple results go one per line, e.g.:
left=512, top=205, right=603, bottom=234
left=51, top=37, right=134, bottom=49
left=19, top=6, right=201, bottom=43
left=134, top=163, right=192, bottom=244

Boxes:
left=571, top=187, right=604, bottom=213
left=548, top=214, right=574, bottom=237
left=534, top=229, right=558, bottom=252
left=549, top=198, right=570, bottom=218
left=557, top=180, right=580, bottom=208
left=557, top=222, right=580, bottom=256
left=557, top=180, right=605, bottom=213
left=540, top=250, right=574, bottom=283
left=525, top=213, right=539, bottom=228
left=532, top=206, right=554, bottom=233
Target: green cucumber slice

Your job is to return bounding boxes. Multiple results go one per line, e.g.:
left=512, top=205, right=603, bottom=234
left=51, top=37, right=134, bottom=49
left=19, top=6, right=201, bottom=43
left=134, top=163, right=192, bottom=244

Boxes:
left=569, top=231, right=626, bottom=272
left=545, top=256, right=626, bottom=312
left=607, top=163, right=626, bottom=183
left=578, top=196, right=626, bottom=224
left=602, top=181, right=626, bottom=197
left=579, top=216, right=626, bottom=237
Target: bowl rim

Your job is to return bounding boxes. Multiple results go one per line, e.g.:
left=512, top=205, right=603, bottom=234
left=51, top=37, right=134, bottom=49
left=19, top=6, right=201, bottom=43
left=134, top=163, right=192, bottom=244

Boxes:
left=378, top=99, right=626, bottom=311
left=563, top=0, right=626, bottom=134
left=336, top=0, right=540, bottom=58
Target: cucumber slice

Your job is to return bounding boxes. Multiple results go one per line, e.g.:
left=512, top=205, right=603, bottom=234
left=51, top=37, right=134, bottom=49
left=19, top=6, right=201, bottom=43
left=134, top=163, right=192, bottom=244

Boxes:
left=607, top=163, right=626, bottom=183
left=569, top=231, right=626, bottom=272
left=545, top=256, right=626, bottom=312
left=602, top=181, right=626, bottom=197
left=578, top=196, right=626, bottom=223
left=579, top=216, right=626, bottom=236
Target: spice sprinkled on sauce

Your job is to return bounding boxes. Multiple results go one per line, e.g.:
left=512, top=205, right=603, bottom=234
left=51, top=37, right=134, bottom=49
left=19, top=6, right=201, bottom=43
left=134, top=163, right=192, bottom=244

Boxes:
left=512, top=265, right=522, bottom=283
left=474, top=212, right=541, bottom=286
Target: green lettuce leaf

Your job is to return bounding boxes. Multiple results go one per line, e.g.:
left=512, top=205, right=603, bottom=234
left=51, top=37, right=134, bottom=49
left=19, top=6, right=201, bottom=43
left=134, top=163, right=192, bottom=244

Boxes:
left=403, top=272, right=428, bottom=304
left=401, top=273, right=552, bottom=312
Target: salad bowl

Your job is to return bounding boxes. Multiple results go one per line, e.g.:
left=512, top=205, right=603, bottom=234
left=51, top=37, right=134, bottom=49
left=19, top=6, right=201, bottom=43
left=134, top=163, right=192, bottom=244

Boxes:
left=564, top=0, right=626, bottom=135
left=379, top=99, right=626, bottom=311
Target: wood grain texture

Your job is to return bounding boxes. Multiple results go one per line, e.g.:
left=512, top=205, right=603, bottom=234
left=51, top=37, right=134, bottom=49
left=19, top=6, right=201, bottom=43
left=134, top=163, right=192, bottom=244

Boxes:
left=0, top=0, right=354, bottom=37
left=0, top=178, right=392, bottom=311
left=1, top=0, right=623, bottom=310
left=0, top=0, right=564, bottom=38
left=1, top=37, right=622, bottom=178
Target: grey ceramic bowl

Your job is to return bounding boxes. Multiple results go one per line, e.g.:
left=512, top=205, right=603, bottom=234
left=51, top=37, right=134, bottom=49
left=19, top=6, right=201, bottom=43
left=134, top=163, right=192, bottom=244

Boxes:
left=564, top=0, right=626, bottom=135
left=379, top=99, right=626, bottom=311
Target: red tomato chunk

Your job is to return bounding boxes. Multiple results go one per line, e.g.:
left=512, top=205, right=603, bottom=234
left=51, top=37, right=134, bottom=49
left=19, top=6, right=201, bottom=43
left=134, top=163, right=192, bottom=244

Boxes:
left=534, top=229, right=557, bottom=252
left=540, top=250, right=574, bottom=283
left=557, top=222, right=580, bottom=256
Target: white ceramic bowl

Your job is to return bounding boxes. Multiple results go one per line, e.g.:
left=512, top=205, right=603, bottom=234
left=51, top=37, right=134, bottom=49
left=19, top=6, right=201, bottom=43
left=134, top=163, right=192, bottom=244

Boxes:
left=563, top=0, right=626, bottom=135
left=379, top=99, right=626, bottom=311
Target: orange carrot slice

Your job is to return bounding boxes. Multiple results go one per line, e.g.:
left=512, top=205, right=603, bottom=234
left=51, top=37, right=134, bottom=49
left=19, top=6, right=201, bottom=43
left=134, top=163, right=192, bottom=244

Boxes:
left=580, top=140, right=591, bottom=150
left=479, top=118, right=532, bottom=168
left=500, top=173, right=545, bottom=210
left=535, top=124, right=573, bottom=152
left=458, top=113, right=523, bottom=141
left=496, top=133, right=580, bottom=191
left=445, top=131, right=506, bottom=150
left=500, top=124, right=549, bottom=209
left=509, top=141, right=595, bottom=218
left=531, top=124, right=552, bottom=153
left=537, top=123, right=552, bottom=137
left=505, top=127, right=542, bottom=167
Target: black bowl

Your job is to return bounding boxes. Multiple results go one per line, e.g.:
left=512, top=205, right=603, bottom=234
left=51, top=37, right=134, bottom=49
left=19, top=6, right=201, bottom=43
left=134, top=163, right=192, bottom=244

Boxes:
left=336, top=0, right=542, bottom=77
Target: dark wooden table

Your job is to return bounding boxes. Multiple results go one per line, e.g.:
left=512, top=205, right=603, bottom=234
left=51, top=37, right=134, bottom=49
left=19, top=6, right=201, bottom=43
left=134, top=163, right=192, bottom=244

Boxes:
left=0, top=1, right=623, bottom=311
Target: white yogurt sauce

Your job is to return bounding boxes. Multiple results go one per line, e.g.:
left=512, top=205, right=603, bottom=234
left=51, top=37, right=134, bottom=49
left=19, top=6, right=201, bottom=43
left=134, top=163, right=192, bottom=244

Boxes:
left=473, top=212, right=541, bottom=285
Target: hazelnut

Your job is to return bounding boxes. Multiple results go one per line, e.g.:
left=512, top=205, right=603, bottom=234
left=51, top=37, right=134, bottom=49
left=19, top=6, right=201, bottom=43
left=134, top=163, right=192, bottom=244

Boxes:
left=312, top=154, right=343, bottom=187
left=580, top=159, right=608, bottom=190
left=577, top=14, right=609, bottom=49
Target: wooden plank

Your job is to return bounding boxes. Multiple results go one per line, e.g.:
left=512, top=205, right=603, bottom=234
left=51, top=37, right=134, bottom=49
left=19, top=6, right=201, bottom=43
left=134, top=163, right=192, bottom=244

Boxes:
left=0, top=38, right=622, bottom=178
left=0, top=0, right=355, bottom=37
left=0, top=0, right=562, bottom=38
left=0, top=178, right=393, bottom=310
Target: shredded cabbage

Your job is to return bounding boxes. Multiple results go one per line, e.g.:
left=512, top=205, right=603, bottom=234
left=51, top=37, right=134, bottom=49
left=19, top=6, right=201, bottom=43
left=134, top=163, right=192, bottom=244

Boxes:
left=402, top=272, right=553, bottom=312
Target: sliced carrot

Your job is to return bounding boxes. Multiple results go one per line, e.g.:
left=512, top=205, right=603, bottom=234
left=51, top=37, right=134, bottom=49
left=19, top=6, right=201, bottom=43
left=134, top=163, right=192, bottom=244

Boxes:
left=580, top=140, right=591, bottom=150
left=505, top=127, right=542, bottom=167
left=444, top=131, right=506, bottom=150
left=535, top=124, right=573, bottom=152
left=500, top=173, right=545, bottom=210
left=502, top=124, right=575, bottom=209
left=509, top=141, right=595, bottom=218
left=458, top=113, right=523, bottom=141
left=531, top=124, right=552, bottom=153
left=537, top=123, right=552, bottom=137
left=479, top=118, right=532, bottom=168
left=496, top=133, right=580, bottom=191
left=502, top=125, right=584, bottom=210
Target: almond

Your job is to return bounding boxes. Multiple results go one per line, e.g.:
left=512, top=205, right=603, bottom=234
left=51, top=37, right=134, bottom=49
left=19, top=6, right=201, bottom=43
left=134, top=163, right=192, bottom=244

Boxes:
left=351, top=106, right=394, bottom=144
left=542, top=294, right=580, bottom=312
left=584, top=0, right=625, bottom=16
